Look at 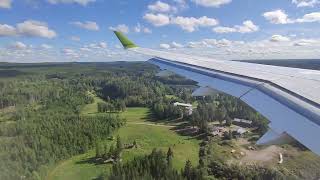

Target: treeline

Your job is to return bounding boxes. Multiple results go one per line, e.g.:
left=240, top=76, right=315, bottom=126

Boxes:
left=205, top=95, right=269, bottom=127
left=97, top=100, right=126, bottom=113
left=0, top=80, right=58, bottom=109
left=104, top=148, right=202, bottom=180
left=97, top=78, right=170, bottom=107
left=152, top=102, right=181, bottom=119
left=95, top=135, right=127, bottom=163
left=0, top=77, right=94, bottom=114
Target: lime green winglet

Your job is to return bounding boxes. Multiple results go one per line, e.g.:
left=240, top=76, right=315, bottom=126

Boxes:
left=113, top=31, right=138, bottom=49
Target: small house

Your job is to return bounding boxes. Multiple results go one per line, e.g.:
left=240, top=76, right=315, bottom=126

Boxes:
left=233, top=118, right=253, bottom=127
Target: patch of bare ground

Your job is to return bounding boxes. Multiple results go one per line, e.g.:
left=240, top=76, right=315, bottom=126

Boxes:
left=232, top=138, right=284, bottom=166
left=240, top=145, right=284, bottom=165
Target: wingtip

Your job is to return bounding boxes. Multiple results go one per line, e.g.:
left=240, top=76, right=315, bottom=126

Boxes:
left=113, top=31, right=138, bottom=49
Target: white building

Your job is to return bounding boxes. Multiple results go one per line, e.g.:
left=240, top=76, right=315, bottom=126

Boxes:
left=173, top=102, right=193, bottom=115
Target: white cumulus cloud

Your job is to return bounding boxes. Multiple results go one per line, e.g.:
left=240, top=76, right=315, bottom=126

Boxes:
left=212, top=26, right=236, bottom=33
left=143, top=13, right=219, bottom=32
left=40, top=44, right=53, bottom=49
left=171, top=41, right=184, bottom=48
left=296, top=12, right=320, bottom=23
left=160, top=43, right=171, bottom=49
left=0, top=0, right=12, bottom=8
left=191, top=0, right=232, bottom=7
left=9, top=42, right=28, bottom=50
left=263, top=10, right=291, bottom=24
left=134, top=24, right=142, bottom=33
left=98, top=42, right=107, bottom=48
left=81, top=42, right=108, bottom=50
left=292, top=0, right=319, bottom=7
left=109, top=24, right=129, bottom=34
left=171, top=16, right=218, bottom=32
left=148, top=1, right=172, bottom=13
left=213, top=20, right=258, bottom=33
left=236, top=20, right=259, bottom=33
left=17, top=20, right=57, bottom=38
left=162, top=37, right=320, bottom=60
left=143, top=13, right=170, bottom=27
left=0, top=24, right=16, bottom=36
left=263, top=10, right=320, bottom=24
left=71, top=21, right=99, bottom=31
left=80, top=47, right=91, bottom=52
left=0, top=20, right=57, bottom=38
left=62, top=48, right=79, bottom=58
left=143, top=27, right=152, bottom=33
left=293, top=39, right=319, bottom=46
left=134, top=23, right=152, bottom=34
left=47, top=0, right=95, bottom=6
left=270, top=35, right=291, bottom=42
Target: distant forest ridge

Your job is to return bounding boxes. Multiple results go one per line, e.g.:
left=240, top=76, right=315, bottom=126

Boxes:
left=0, top=61, right=144, bottom=69
left=1, top=59, right=319, bottom=70
left=237, top=59, right=320, bottom=70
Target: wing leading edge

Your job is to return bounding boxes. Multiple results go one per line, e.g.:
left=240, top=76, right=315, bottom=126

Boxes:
left=114, top=31, right=320, bottom=156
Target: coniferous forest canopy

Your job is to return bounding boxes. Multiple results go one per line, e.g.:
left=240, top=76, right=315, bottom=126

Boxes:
left=0, top=62, right=318, bottom=180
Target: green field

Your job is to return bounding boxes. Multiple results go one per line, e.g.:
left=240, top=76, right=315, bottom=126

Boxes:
left=47, top=96, right=200, bottom=180
left=81, top=92, right=105, bottom=115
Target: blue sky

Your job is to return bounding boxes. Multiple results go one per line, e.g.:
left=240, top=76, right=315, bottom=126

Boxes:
left=0, top=0, right=320, bottom=62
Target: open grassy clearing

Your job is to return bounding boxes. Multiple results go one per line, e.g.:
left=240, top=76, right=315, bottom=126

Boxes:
left=81, top=91, right=105, bottom=115
left=115, top=107, right=200, bottom=170
left=47, top=151, right=108, bottom=180
left=47, top=96, right=200, bottom=180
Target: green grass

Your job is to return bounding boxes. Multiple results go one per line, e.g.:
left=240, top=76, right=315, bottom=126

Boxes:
left=47, top=151, right=108, bottom=180
left=81, top=92, right=105, bottom=115
left=47, top=97, right=200, bottom=180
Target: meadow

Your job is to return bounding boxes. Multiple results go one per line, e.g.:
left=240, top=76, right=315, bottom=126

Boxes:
left=47, top=94, right=200, bottom=180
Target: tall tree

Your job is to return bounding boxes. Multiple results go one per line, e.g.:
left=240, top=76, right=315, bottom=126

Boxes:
left=116, top=135, right=123, bottom=150
left=166, top=147, right=174, bottom=166
left=183, top=160, right=192, bottom=178
left=95, top=141, right=102, bottom=158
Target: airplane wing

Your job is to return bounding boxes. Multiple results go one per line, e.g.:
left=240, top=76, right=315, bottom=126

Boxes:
left=114, top=31, right=320, bottom=156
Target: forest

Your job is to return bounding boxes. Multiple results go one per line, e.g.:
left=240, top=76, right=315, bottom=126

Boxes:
left=0, top=62, right=160, bottom=179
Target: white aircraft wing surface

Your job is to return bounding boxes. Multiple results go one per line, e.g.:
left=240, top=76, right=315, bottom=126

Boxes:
left=114, top=31, right=320, bottom=156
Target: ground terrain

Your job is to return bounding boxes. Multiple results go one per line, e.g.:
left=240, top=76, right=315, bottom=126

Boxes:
left=1, top=62, right=319, bottom=180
